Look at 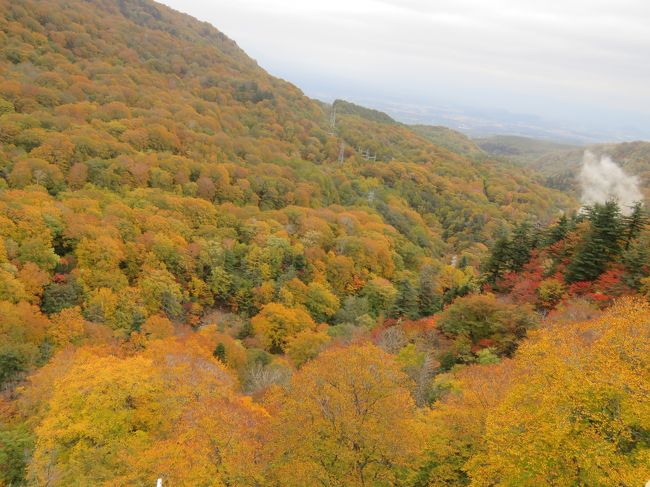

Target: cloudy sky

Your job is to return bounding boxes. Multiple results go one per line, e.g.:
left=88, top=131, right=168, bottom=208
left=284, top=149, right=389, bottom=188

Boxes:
left=160, top=0, right=650, bottom=141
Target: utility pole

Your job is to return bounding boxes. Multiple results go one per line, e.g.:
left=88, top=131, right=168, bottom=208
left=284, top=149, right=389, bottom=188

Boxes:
left=337, top=142, right=345, bottom=163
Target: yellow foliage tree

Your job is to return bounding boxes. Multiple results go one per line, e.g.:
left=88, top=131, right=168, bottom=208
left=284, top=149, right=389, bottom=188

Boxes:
left=49, top=306, right=86, bottom=348
left=16, top=262, right=50, bottom=303
left=140, top=314, right=174, bottom=340
left=251, top=302, right=316, bottom=353
left=28, top=336, right=268, bottom=486
left=466, top=298, right=650, bottom=486
left=536, top=277, right=566, bottom=310
left=198, top=325, right=248, bottom=374
left=267, top=343, right=429, bottom=486
left=0, top=301, right=50, bottom=386
left=285, top=327, right=331, bottom=367
left=416, top=362, right=516, bottom=486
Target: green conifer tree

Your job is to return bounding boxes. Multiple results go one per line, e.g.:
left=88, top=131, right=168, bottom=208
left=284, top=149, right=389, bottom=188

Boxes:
left=509, top=222, right=533, bottom=272
left=622, top=201, right=647, bottom=249
left=393, top=277, right=420, bottom=319
left=483, top=235, right=511, bottom=284
left=547, top=214, right=569, bottom=245
left=566, top=201, right=623, bottom=283
left=213, top=342, right=227, bottom=362
left=418, top=266, right=442, bottom=316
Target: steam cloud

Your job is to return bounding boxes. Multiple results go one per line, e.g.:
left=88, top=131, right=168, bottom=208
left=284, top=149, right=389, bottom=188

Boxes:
left=579, top=151, right=643, bottom=215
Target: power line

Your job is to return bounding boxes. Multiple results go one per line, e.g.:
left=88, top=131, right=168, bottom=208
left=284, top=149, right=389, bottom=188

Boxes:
left=356, top=146, right=377, bottom=162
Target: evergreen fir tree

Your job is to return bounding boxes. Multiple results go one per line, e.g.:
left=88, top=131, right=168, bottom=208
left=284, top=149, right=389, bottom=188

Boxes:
left=529, top=223, right=545, bottom=250
left=509, top=222, right=533, bottom=272
left=622, top=201, right=647, bottom=249
left=566, top=201, right=623, bottom=283
left=621, top=240, right=650, bottom=288
left=418, top=266, right=442, bottom=316
left=483, top=235, right=511, bottom=284
left=547, top=214, right=569, bottom=245
left=213, top=342, right=227, bottom=362
left=393, top=277, right=420, bottom=319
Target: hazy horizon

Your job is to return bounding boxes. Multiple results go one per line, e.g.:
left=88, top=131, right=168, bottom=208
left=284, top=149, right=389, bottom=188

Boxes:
left=159, top=0, right=650, bottom=143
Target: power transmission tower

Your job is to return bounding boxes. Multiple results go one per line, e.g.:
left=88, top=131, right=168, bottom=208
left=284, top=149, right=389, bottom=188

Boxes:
left=328, top=106, right=336, bottom=135
left=337, top=142, right=345, bottom=163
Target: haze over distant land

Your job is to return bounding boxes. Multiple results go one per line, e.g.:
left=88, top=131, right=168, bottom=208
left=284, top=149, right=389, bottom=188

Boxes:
left=161, top=0, right=650, bottom=143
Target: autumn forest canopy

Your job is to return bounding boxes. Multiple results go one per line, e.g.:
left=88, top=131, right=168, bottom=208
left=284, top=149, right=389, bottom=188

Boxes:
left=0, top=0, right=649, bottom=485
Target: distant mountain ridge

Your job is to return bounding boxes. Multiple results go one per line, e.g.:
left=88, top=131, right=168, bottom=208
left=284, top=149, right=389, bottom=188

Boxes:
left=412, top=125, right=484, bottom=158
left=473, top=135, right=578, bottom=163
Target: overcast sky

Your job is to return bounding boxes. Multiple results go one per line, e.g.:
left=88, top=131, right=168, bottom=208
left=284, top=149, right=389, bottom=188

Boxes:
left=160, top=0, right=650, bottom=140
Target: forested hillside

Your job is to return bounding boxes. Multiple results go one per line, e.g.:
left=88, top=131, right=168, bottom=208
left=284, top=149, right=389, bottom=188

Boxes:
left=483, top=201, right=650, bottom=307
left=477, top=135, right=650, bottom=195
left=1, top=0, right=648, bottom=485
left=413, top=125, right=485, bottom=158
left=0, top=0, right=573, bottom=347
left=474, top=135, right=578, bottom=163
left=529, top=141, right=650, bottom=194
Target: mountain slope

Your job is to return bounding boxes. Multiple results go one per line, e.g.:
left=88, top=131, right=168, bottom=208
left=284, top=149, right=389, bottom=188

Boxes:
left=0, top=0, right=578, bottom=382
left=0, top=0, right=574, bottom=249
